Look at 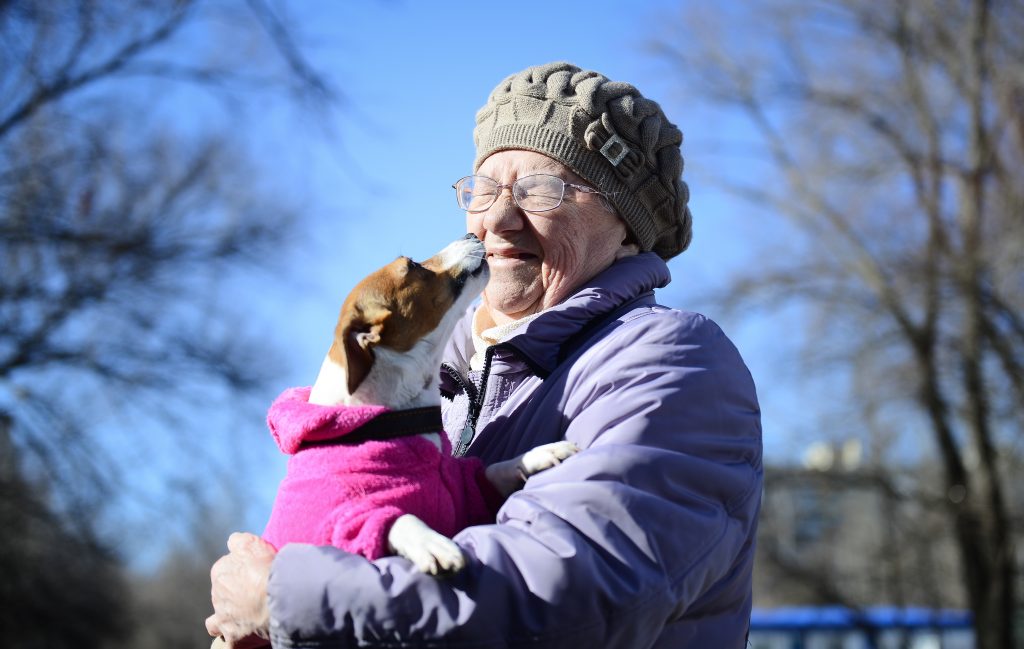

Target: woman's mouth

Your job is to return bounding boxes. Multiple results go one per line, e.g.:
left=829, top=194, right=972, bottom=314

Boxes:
left=487, top=249, right=537, bottom=262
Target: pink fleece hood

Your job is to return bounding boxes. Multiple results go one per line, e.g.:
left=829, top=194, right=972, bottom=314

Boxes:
left=267, top=386, right=389, bottom=455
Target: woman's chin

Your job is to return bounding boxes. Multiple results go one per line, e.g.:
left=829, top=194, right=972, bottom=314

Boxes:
left=482, top=283, right=544, bottom=323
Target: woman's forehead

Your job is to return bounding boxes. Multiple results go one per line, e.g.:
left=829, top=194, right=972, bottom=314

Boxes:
left=478, top=150, right=580, bottom=180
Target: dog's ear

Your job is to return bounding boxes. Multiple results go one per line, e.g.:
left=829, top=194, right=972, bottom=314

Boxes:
left=340, top=309, right=389, bottom=396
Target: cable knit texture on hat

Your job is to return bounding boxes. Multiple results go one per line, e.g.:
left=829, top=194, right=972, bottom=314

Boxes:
left=473, top=62, right=693, bottom=259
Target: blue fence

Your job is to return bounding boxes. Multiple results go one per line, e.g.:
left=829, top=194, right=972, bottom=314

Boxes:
left=748, top=606, right=974, bottom=649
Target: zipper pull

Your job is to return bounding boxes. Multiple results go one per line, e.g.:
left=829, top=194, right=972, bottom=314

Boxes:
left=454, top=422, right=474, bottom=457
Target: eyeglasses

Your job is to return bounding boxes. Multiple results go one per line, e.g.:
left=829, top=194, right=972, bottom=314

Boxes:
left=452, top=174, right=604, bottom=213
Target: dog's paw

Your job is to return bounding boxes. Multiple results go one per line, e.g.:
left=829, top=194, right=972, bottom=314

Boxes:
left=406, top=532, right=466, bottom=575
left=519, top=440, right=579, bottom=477
left=388, top=514, right=465, bottom=575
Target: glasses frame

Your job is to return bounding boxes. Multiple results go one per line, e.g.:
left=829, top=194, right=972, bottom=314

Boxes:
left=452, top=173, right=604, bottom=213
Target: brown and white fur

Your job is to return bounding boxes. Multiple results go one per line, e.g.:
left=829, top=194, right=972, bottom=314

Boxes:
left=308, top=233, right=576, bottom=573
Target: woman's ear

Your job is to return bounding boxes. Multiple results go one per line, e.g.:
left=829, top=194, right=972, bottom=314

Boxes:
left=615, top=230, right=640, bottom=260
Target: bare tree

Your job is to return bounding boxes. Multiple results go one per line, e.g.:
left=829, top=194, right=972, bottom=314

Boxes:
left=0, top=1, right=342, bottom=645
left=0, top=413, right=128, bottom=648
left=654, top=1, right=1022, bottom=647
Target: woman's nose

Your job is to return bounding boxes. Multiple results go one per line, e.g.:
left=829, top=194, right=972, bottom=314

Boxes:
left=480, top=190, right=524, bottom=234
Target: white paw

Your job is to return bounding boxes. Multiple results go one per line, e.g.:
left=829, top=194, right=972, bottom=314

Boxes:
left=406, top=532, right=465, bottom=575
left=387, top=514, right=465, bottom=575
left=520, top=440, right=579, bottom=477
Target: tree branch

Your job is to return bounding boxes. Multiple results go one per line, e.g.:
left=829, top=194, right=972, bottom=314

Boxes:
left=0, top=2, right=193, bottom=139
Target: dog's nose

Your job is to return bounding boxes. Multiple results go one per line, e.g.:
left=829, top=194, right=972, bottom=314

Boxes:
left=463, top=232, right=479, bottom=242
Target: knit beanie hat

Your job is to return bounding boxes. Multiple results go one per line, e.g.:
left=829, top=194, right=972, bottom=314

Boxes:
left=473, top=62, right=692, bottom=259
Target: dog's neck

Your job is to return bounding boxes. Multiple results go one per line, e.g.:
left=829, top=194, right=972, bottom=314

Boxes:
left=351, top=338, right=442, bottom=409
left=307, top=343, right=443, bottom=453
left=309, top=335, right=442, bottom=410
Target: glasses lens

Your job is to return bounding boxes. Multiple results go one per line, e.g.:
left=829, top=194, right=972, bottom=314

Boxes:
left=514, top=175, right=565, bottom=212
left=456, top=176, right=498, bottom=212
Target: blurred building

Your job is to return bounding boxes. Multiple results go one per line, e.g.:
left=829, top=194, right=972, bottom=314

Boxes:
left=753, top=443, right=966, bottom=610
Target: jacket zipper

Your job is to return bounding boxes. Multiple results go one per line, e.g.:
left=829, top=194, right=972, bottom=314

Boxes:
left=448, top=346, right=498, bottom=457
left=441, top=362, right=477, bottom=403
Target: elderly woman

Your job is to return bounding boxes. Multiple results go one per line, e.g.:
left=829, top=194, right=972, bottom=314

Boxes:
left=207, top=62, right=762, bottom=648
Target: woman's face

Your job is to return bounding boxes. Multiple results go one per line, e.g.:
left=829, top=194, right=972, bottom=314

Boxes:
left=467, top=150, right=632, bottom=324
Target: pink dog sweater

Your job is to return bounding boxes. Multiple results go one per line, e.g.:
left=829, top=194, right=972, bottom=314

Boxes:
left=262, top=387, right=501, bottom=559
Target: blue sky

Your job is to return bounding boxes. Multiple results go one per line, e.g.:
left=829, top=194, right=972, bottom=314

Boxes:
left=173, top=0, right=815, bottom=543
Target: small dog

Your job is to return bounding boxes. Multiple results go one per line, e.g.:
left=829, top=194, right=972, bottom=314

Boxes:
left=262, top=233, right=576, bottom=573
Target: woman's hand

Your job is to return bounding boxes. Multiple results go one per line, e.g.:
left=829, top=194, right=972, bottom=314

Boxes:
left=206, top=532, right=276, bottom=648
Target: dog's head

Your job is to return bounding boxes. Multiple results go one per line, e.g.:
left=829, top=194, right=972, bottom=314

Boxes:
left=309, top=234, right=488, bottom=407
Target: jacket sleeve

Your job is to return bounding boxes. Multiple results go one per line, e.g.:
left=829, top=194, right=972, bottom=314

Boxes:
left=266, top=312, right=762, bottom=648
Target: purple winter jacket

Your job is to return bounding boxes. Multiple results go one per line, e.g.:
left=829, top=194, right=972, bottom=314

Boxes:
left=267, top=252, right=763, bottom=648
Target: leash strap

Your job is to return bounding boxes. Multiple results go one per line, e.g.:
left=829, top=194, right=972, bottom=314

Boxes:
left=300, top=406, right=443, bottom=449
